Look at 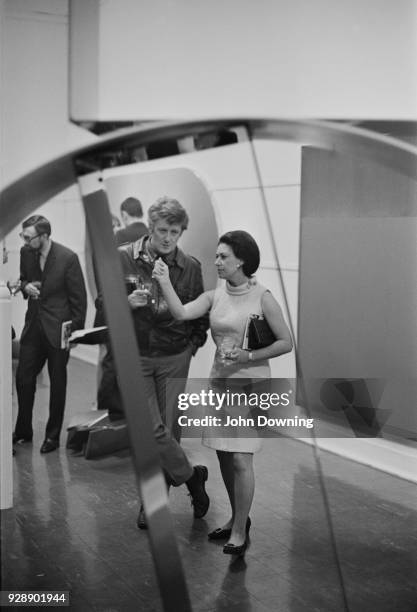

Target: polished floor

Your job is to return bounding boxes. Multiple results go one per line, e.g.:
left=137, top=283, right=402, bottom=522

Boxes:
left=2, top=358, right=417, bottom=611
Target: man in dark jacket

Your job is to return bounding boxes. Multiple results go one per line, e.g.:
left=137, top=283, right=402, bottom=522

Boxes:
left=97, top=196, right=210, bottom=527
left=115, top=197, right=148, bottom=246
left=13, top=215, right=87, bottom=453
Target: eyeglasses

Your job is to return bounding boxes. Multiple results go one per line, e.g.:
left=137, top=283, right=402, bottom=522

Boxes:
left=19, top=232, right=42, bottom=243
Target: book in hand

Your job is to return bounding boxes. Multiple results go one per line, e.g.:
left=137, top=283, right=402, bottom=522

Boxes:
left=61, top=320, right=73, bottom=350
left=242, top=314, right=276, bottom=350
left=68, top=326, right=108, bottom=346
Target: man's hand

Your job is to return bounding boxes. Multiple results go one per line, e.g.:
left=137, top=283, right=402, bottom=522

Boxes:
left=24, top=282, right=41, bottom=300
left=127, top=289, right=150, bottom=309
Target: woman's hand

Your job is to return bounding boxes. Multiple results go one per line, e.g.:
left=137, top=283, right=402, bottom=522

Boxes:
left=228, top=347, right=250, bottom=364
left=152, top=258, right=170, bottom=286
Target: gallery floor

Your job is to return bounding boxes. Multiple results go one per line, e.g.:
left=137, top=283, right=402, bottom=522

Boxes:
left=2, top=358, right=416, bottom=611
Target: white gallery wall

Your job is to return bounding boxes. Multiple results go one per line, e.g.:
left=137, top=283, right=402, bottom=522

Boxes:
left=0, top=0, right=95, bottom=348
left=70, top=0, right=417, bottom=121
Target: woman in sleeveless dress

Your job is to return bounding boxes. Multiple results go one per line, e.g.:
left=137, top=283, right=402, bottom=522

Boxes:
left=153, top=230, right=293, bottom=555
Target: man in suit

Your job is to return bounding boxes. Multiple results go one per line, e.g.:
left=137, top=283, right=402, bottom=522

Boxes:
left=13, top=215, right=87, bottom=453
left=115, top=197, right=148, bottom=246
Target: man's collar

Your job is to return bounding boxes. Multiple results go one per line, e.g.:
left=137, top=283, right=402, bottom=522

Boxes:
left=132, top=235, right=185, bottom=268
left=39, top=238, right=52, bottom=259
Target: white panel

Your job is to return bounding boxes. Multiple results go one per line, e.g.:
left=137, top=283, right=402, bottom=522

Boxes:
left=70, top=0, right=417, bottom=121
left=60, top=198, right=86, bottom=253
left=4, top=228, right=21, bottom=253
left=252, top=140, right=302, bottom=186
left=0, top=282, right=13, bottom=508
left=6, top=250, right=26, bottom=336
left=2, top=1, right=96, bottom=185
left=71, top=344, right=99, bottom=366
left=313, top=438, right=417, bottom=485
left=77, top=256, right=96, bottom=327
left=212, top=189, right=275, bottom=264
left=69, top=0, right=99, bottom=120
left=263, top=186, right=301, bottom=271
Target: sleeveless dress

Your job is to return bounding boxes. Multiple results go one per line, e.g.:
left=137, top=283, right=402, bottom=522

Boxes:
left=202, top=279, right=271, bottom=453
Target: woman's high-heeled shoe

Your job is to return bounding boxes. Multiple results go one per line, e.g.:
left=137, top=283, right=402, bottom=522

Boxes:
left=136, top=505, right=147, bottom=530
left=208, top=517, right=251, bottom=540
left=223, top=539, right=248, bottom=556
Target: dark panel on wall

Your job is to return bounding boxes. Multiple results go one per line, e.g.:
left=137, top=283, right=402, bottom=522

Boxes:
left=298, top=147, right=417, bottom=439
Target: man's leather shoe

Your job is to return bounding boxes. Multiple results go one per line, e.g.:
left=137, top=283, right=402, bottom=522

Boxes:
left=40, top=438, right=59, bottom=454
left=186, top=465, right=209, bottom=518
left=13, top=433, right=32, bottom=444
left=136, top=505, right=147, bottom=530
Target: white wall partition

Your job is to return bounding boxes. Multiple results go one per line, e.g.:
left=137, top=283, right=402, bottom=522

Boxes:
left=69, top=0, right=417, bottom=121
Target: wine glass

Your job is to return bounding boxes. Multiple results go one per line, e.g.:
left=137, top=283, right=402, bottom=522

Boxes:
left=31, top=281, right=42, bottom=300
left=124, top=274, right=141, bottom=294
left=138, top=278, right=154, bottom=304
left=218, top=337, right=236, bottom=365
left=7, top=279, right=21, bottom=296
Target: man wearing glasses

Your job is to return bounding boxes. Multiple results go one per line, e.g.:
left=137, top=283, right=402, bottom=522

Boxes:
left=13, top=215, right=87, bottom=453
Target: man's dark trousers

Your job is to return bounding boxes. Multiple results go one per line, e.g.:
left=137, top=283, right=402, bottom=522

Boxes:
left=15, top=320, right=69, bottom=441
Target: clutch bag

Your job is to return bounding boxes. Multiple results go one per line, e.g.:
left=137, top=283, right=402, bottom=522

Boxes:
left=243, top=315, right=276, bottom=350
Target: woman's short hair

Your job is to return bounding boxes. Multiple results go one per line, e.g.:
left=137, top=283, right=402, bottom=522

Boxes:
left=148, top=196, right=189, bottom=230
left=22, top=215, right=51, bottom=237
left=219, top=230, right=260, bottom=276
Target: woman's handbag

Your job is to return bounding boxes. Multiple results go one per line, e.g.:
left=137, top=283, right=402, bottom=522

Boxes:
left=243, top=314, right=276, bottom=350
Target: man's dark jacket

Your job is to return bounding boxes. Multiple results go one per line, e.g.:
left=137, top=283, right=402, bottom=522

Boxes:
left=20, top=242, right=87, bottom=348
left=98, top=236, right=208, bottom=356
left=115, top=221, right=148, bottom=246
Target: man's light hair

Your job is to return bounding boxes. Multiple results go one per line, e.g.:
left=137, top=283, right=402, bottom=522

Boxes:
left=148, top=196, right=189, bottom=230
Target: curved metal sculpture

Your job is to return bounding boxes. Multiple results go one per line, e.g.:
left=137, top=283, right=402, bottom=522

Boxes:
left=2, top=119, right=416, bottom=612
left=2, top=118, right=417, bottom=239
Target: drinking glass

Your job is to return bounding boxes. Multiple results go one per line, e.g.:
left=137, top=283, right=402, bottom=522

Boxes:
left=138, top=278, right=154, bottom=305
left=7, top=279, right=21, bottom=296
left=124, top=274, right=141, bottom=294
left=31, top=281, right=42, bottom=300
left=218, top=337, right=236, bottom=365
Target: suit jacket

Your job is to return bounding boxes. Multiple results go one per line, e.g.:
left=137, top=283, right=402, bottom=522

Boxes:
left=115, top=222, right=148, bottom=246
left=20, top=242, right=87, bottom=348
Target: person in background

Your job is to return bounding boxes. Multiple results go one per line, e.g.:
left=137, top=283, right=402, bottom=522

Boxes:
left=13, top=215, right=87, bottom=454
left=91, top=212, right=122, bottom=395
left=98, top=196, right=210, bottom=528
left=153, top=230, right=293, bottom=555
left=115, top=197, right=148, bottom=246
left=95, top=199, right=148, bottom=400
left=111, top=214, right=122, bottom=233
